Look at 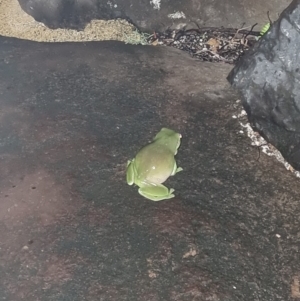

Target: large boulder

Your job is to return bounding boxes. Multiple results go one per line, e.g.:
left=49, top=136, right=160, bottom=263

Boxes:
left=18, top=0, right=290, bottom=32
left=228, top=0, right=300, bottom=170
left=2, top=35, right=300, bottom=301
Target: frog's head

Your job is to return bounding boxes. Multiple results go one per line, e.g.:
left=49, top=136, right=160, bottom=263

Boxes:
left=154, top=128, right=182, bottom=154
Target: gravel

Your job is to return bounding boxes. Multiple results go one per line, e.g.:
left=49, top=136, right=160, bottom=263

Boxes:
left=0, top=0, right=142, bottom=43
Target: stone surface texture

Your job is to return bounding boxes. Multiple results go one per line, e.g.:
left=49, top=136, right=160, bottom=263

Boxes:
left=18, top=0, right=291, bottom=33
left=1, top=37, right=300, bottom=301
left=1, top=0, right=300, bottom=300
left=228, top=0, right=300, bottom=170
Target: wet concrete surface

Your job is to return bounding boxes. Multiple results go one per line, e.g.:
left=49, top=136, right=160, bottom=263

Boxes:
left=1, top=37, right=300, bottom=301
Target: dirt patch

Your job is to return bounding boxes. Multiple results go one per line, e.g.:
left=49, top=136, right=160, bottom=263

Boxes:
left=0, top=169, right=78, bottom=228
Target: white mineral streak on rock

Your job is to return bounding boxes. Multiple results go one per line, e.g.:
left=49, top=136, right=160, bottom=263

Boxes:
left=150, top=0, right=161, bottom=10
left=236, top=108, right=300, bottom=178
left=168, top=11, right=186, bottom=19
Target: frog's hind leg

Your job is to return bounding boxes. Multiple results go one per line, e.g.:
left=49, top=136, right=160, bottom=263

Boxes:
left=138, top=183, right=175, bottom=201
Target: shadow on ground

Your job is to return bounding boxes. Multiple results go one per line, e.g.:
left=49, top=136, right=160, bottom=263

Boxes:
left=0, top=37, right=300, bottom=301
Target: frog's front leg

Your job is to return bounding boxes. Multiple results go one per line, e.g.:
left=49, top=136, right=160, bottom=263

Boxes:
left=138, top=182, right=175, bottom=201
left=171, top=161, right=183, bottom=176
left=126, top=159, right=136, bottom=185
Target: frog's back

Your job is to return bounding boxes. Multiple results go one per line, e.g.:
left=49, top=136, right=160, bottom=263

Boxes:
left=135, top=143, right=175, bottom=183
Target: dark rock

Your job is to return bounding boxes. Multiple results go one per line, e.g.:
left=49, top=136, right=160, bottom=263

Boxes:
left=227, top=0, right=300, bottom=170
left=1, top=37, right=300, bottom=301
left=17, top=0, right=119, bottom=30
left=18, top=0, right=290, bottom=33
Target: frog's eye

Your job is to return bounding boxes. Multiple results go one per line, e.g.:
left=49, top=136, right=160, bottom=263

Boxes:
left=260, top=23, right=271, bottom=36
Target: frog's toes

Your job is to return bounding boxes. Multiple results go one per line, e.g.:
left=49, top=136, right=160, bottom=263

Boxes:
left=176, top=167, right=183, bottom=173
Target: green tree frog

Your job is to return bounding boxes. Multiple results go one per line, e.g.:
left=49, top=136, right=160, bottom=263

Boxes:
left=126, top=128, right=183, bottom=201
